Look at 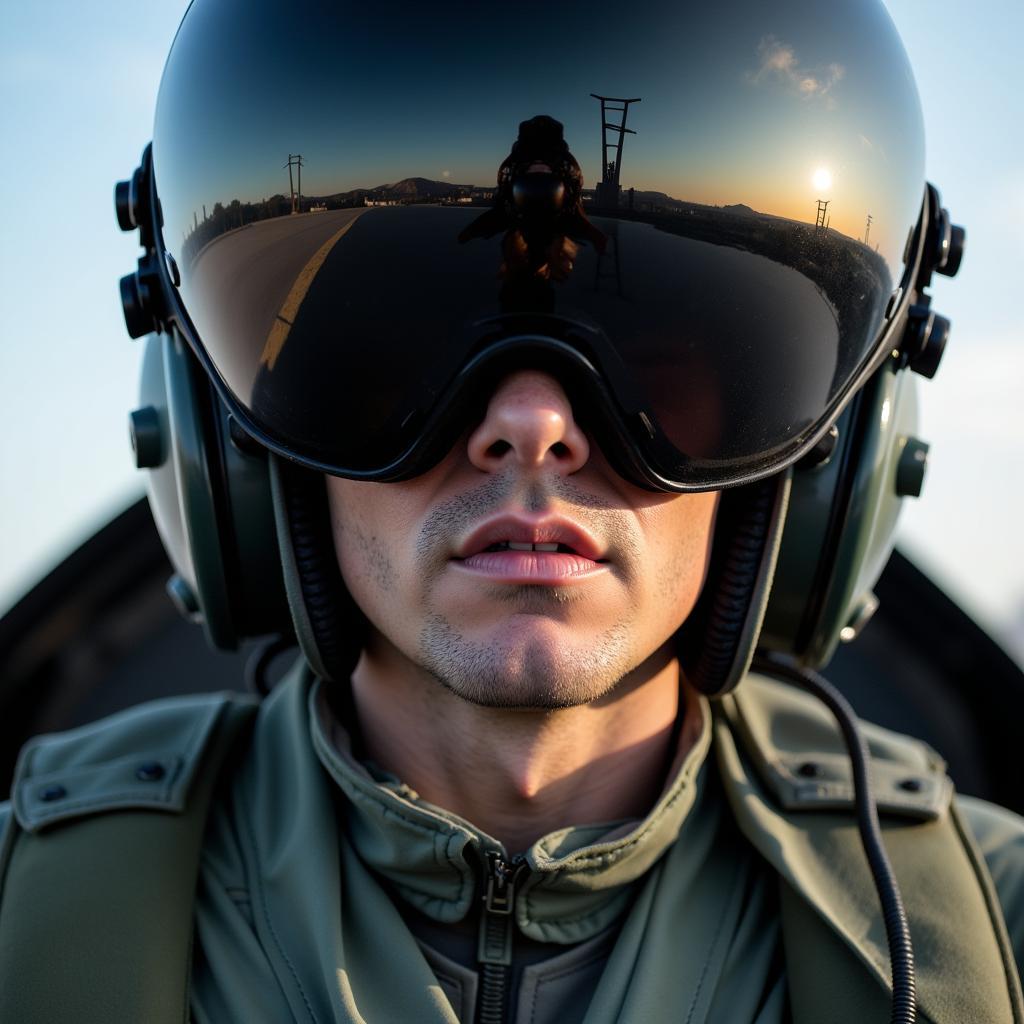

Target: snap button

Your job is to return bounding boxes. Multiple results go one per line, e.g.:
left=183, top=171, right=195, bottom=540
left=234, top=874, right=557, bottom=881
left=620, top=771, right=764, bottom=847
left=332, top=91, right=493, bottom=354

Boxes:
left=135, top=761, right=166, bottom=782
left=796, top=761, right=824, bottom=779
left=40, top=784, right=68, bottom=802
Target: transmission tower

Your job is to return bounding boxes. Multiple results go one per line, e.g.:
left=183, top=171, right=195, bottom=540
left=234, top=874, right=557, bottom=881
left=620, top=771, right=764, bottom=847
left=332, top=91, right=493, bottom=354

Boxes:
left=815, top=199, right=830, bottom=231
left=591, top=94, right=641, bottom=208
left=285, top=154, right=304, bottom=214
left=864, top=213, right=873, bottom=246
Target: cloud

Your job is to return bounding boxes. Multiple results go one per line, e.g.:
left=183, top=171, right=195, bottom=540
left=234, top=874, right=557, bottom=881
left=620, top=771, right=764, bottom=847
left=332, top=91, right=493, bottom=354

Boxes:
left=748, top=36, right=845, bottom=104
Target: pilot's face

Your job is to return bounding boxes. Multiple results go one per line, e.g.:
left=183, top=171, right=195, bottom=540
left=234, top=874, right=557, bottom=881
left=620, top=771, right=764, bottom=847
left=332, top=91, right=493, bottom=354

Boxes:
left=327, top=369, right=718, bottom=708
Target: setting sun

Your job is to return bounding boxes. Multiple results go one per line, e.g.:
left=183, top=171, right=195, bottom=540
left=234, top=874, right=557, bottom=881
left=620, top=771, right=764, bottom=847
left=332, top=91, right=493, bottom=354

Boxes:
left=812, top=166, right=833, bottom=191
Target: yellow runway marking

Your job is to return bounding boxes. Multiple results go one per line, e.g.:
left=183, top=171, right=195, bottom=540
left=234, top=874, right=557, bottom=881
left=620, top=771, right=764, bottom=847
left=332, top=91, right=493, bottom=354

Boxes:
left=260, top=214, right=363, bottom=371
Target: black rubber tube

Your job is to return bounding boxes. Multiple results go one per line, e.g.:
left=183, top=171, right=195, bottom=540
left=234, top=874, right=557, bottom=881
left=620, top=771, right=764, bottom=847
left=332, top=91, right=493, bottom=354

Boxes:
left=754, top=654, right=917, bottom=1024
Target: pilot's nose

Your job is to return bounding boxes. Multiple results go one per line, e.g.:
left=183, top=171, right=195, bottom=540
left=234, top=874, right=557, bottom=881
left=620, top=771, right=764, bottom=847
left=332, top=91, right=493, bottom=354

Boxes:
left=466, top=370, right=590, bottom=477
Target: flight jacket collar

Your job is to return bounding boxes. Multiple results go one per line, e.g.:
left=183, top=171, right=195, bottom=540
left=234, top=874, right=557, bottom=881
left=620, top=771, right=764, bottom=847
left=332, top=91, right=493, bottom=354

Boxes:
left=309, top=671, right=714, bottom=945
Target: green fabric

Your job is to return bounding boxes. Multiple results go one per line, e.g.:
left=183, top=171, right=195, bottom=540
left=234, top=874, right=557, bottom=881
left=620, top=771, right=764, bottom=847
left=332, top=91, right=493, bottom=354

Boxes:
left=960, top=794, right=1024, bottom=978
left=192, top=663, right=789, bottom=1022
left=3, top=662, right=1024, bottom=1023
left=310, top=678, right=714, bottom=944
left=715, top=673, right=1024, bottom=1024
left=0, top=694, right=258, bottom=1024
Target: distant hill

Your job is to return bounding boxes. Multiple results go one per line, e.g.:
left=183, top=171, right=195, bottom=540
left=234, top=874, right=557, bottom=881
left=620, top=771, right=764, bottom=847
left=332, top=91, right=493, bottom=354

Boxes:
left=377, top=177, right=464, bottom=197
left=614, top=192, right=762, bottom=217
left=308, top=177, right=479, bottom=206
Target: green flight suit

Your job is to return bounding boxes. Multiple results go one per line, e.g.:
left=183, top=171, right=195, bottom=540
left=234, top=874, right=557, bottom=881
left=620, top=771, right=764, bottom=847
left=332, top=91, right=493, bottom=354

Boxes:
left=2, top=661, right=1023, bottom=1022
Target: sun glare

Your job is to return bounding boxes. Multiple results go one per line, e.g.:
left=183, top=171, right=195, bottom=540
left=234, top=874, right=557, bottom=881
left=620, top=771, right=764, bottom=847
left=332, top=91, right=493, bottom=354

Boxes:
left=812, top=167, right=833, bottom=192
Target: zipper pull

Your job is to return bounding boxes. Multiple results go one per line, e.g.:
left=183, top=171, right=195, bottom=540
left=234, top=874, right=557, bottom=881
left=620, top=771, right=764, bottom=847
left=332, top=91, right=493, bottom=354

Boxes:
left=477, top=852, right=529, bottom=1023
left=483, top=852, right=529, bottom=918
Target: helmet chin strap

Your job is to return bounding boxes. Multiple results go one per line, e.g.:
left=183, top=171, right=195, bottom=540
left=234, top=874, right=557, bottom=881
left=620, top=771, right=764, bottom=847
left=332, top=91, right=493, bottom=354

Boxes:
left=270, top=449, right=790, bottom=696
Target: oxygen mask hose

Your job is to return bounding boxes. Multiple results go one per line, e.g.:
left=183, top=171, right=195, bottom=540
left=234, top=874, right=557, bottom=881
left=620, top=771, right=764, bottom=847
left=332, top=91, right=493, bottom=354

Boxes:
left=753, top=655, right=917, bottom=1024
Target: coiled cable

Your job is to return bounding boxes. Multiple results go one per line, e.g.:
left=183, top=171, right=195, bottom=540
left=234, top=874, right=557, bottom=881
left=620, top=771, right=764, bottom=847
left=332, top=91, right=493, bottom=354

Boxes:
left=754, top=653, right=917, bottom=1024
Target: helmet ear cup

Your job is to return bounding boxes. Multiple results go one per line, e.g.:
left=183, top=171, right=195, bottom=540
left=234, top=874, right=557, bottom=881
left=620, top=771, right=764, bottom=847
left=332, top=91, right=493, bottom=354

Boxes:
left=135, top=330, right=289, bottom=649
left=760, top=363, right=926, bottom=667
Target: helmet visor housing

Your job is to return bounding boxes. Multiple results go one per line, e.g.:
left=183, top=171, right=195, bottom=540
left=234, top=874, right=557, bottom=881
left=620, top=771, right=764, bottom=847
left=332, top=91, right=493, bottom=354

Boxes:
left=152, top=0, right=925, bottom=491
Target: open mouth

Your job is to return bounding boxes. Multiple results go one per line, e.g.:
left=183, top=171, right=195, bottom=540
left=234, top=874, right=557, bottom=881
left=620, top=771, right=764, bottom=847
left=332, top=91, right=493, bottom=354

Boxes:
left=451, top=515, right=611, bottom=583
left=481, top=541, right=590, bottom=555
left=454, top=535, right=610, bottom=583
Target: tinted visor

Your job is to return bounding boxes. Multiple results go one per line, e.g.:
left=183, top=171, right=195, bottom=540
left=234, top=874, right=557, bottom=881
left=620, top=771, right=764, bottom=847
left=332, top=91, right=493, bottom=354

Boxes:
left=153, top=0, right=925, bottom=489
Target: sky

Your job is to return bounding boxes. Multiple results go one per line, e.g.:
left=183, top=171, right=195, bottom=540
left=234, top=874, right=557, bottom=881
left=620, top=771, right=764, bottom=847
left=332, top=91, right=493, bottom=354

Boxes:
left=1, top=0, right=1022, bottom=663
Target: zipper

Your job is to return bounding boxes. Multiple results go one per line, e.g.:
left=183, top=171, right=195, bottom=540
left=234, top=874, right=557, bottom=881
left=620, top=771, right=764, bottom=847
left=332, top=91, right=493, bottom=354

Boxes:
left=476, top=851, right=530, bottom=1024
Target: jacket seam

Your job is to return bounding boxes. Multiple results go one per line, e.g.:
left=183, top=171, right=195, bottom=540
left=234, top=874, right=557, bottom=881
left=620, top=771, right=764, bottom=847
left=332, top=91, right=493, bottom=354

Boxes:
left=239, top=795, right=319, bottom=1023
left=951, top=798, right=1024, bottom=1023
left=527, top=947, right=612, bottom=1024
left=683, top=855, right=742, bottom=1024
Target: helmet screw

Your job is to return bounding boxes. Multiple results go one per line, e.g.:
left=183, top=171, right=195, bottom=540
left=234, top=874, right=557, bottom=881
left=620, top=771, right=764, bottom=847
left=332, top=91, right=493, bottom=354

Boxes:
left=797, top=424, right=839, bottom=470
left=839, top=592, right=880, bottom=643
left=163, top=250, right=181, bottom=288
left=895, top=437, right=929, bottom=498
left=129, top=406, right=165, bottom=469
left=166, top=574, right=201, bottom=621
left=228, top=415, right=265, bottom=456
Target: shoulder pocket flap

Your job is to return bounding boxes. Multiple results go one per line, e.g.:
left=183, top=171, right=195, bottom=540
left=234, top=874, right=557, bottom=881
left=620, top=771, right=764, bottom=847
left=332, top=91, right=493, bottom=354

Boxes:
left=730, top=674, right=952, bottom=822
left=12, top=694, right=231, bottom=832
left=768, top=751, right=952, bottom=820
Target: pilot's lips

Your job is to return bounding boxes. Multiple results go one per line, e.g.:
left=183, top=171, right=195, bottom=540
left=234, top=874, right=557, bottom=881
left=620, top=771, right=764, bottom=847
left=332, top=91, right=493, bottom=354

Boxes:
left=452, top=516, right=610, bottom=584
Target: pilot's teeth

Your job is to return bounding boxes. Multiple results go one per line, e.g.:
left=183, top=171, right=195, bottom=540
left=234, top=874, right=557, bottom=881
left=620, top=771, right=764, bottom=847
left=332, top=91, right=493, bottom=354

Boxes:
left=534, top=543, right=559, bottom=552
left=507, top=542, right=533, bottom=551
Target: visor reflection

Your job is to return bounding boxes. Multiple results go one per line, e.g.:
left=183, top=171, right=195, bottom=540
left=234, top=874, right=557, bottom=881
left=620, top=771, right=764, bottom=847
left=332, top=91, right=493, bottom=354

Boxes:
left=154, top=0, right=922, bottom=478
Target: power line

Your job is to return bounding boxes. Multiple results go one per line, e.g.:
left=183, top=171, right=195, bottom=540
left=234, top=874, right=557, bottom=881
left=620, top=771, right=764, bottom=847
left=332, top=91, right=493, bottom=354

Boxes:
left=815, top=199, right=830, bottom=231
left=285, top=154, right=304, bottom=214
left=591, top=94, right=641, bottom=208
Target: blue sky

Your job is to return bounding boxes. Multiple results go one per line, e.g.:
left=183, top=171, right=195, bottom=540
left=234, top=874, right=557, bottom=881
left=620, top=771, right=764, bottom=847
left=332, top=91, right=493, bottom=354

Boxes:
left=2, top=0, right=1022, bottom=662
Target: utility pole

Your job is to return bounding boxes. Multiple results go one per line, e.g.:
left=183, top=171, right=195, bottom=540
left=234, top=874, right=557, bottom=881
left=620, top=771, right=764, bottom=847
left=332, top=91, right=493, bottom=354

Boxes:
left=285, top=154, right=304, bottom=214
left=591, top=94, right=641, bottom=208
left=815, top=199, right=830, bottom=231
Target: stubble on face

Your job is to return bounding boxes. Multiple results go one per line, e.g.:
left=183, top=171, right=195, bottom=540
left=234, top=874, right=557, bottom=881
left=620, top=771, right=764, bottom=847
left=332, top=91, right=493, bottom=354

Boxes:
left=405, top=473, right=647, bottom=709
left=416, top=608, right=637, bottom=710
left=331, top=466, right=716, bottom=713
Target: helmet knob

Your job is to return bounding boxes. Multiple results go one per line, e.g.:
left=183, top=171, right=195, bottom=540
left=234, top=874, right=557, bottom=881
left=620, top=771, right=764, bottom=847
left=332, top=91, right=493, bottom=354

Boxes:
left=937, top=223, right=966, bottom=278
left=895, top=437, right=930, bottom=498
left=119, top=254, right=163, bottom=339
left=114, top=167, right=144, bottom=232
left=119, top=272, right=153, bottom=338
left=128, top=406, right=165, bottom=468
left=905, top=305, right=950, bottom=379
